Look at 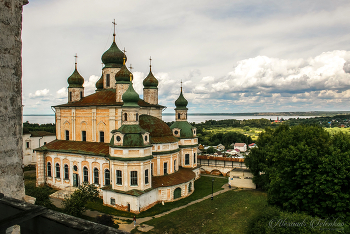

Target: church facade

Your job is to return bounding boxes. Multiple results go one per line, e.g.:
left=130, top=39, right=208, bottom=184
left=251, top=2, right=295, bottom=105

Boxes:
left=35, top=32, right=200, bottom=213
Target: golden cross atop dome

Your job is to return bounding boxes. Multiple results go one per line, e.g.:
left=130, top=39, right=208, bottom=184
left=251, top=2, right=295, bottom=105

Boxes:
left=74, top=53, right=78, bottom=69
left=112, top=19, right=117, bottom=42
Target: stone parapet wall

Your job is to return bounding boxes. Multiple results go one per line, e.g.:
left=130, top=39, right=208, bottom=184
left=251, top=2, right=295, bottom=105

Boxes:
left=0, top=0, right=28, bottom=200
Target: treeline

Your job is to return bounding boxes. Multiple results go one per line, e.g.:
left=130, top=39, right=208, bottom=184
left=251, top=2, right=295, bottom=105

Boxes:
left=23, top=122, right=56, bottom=134
left=195, top=118, right=272, bottom=128
left=285, top=115, right=350, bottom=127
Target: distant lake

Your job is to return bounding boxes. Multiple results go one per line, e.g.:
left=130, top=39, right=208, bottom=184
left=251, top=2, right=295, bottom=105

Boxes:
left=23, top=114, right=315, bottom=125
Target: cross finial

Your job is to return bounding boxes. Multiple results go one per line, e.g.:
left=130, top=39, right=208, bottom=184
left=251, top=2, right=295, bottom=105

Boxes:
left=129, top=64, right=133, bottom=72
left=123, top=47, right=127, bottom=54
left=149, top=56, right=152, bottom=71
left=74, top=53, right=78, bottom=69
left=112, top=19, right=117, bottom=42
left=181, top=80, right=183, bottom=92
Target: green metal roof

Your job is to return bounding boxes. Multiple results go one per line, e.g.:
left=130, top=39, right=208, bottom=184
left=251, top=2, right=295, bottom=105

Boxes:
left=95, top=75, right=103, bottom=90
left=143, top=69, right=158, bottom=88
left=110, top=124, right=148, bottom=148
left=101, top=41, right=126, bottom=68
left=175, top=90, right=188, bottom=109
left=170, top=121, right=195, bottom=138
left=115, top=64, right=133, bottom=82
left=122, top=82, right=139, bottom=107
left=67, top=68, right=84, bottom=88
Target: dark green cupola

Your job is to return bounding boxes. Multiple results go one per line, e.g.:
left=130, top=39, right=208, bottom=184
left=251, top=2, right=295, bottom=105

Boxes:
left=115, top=58, right=133, bottom=82
left=67, top=66, right=84, bottom=88
left=175, top=87, right=188, bottom=110
left=143, top=69, right=158, bottom=88
left=122, top=76, right=139, bottom=107
left=101, top=38, right=126, bottom=68
left=95, top=74, right=103, bottom=91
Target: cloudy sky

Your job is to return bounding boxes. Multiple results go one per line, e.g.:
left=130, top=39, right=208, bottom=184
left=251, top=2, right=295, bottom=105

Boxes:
left=22, top=0, right=350, bottom=114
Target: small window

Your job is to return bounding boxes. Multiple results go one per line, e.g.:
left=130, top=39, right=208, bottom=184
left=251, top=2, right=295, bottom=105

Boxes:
left=116, top=170, right=122, bottom=185
left=188, top=182, right=192, bottom=193
left=145, top=135, right=148, bottom=141
left=185, top=154, right=190, bottom=165
left=116, top=136, right=121, bottom=142
left=151, top=163, right=153, bottom=176
left=193, top=130, right=196, bottom=135
left=136, top=113, right=139, bottom=121
left=65, top=130, right=69, bottom=140
left=26, top=142, right=30, bottom=149
left=105, top=169, right=110, bottom=185
left=164, top=162, right=168, bottom=175
left=111, top=198, right=115, bottom=205
left=80, top=91, right=83, bottom=99
left=73, top=165, right=78, bottom=171
left=83, top=167, right=88, bottom=182
left=69, top=92, right=72, bottom=102
left=55, top=163, right=60, bottom=178
left=94, top=168, right=99, bottom=185
left=100, top=131, right=104, bottom=142
left=82, top=131, right=86, bottom=141
left=174, top=159, right=176, bottom=172
left=178, top=113, right=180, bottom=119
left=44, top=142, right=47, bottom=145
left=106, top=74, right=110, bottom=87
left=130, top=171, right=138, bottom=186
left=174, top=130, right=179, bottom=135
left=145, top=169, right=149, bottom=184
left=194, top=153, right=196, bottom=164
left=47, top=162, right=51, bottom=177
left=124, top=113, right=127, bottom=121
left=64, top=164, right=69, bottom=180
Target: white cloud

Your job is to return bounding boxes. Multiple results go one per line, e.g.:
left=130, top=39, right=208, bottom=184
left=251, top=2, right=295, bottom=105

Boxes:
left=29, top=89, right=50, bottom=98
left=83, top=75, right=100, bottom=96
left=56, top=87, right=67, bottom=99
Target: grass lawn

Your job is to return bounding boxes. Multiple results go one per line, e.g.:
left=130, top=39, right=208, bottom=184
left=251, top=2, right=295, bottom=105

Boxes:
left=325, top=127, right=350, bottom=135
left=136, top=189, right=267, bottom=234
left=86, top=175, right=228, bottom=218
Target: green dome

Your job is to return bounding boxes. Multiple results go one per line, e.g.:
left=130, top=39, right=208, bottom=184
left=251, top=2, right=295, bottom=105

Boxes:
left=143, top=70, right=158, bottom=88
left=101, top=41, right=126, bottom=68
left=110, top=125, right=148, bottom=148
left=122, top=82, right=139, bottom=107
left=95, top=75, right=103, bottom=90
left=170, top=121, right=195, bottom=139
left=68, top=68, right=84, bottom=88
left=175, top=90, right=188, bottom=109
left=115, top=63, right=133, bottom=82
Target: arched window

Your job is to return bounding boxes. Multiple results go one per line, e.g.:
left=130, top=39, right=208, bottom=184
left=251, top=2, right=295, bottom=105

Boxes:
left=174, top=159, right=176, bottom=172
left=55, top=163, right=60, bottom=178
left=106, top=74, right=110, bottom=87
left=64, top=164, right=69, bottom=180
left=174, top=187, right=181, bottom=199
left=178, top=113, right=180, bottom=119
left=83, top=167, right=88, bottom=182
left=136, top=113, right=139, bottom=121
left=69, top=92, right=72, bottom=102
left=124, top=113, right=128, bottom=121
left=47, top=162, right=51, bottom=177
left=94, top=168, right=99, bottom=185
left=188, top=182, right=192, bottom=193
left=80, top=91, right=83, bottom=99
left=105, top=169, right=110, bottom=185
left=194, top=153, right=196, bottom=164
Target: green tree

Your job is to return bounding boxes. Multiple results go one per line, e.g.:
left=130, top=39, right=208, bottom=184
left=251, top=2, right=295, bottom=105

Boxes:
left=245, top=125, right=350, bottom=221
left=207, top=146, right=216, bottom=154
left=62, top=182, right=99, bottom=217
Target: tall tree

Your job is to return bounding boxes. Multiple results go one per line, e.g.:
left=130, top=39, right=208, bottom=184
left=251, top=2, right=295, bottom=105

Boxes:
left=245, top=125, right=350, bottom=220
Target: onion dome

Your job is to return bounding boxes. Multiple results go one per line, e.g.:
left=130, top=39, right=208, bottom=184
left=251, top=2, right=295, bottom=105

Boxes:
left=122, top=80, right=139, bottom=107
left=170, top=121, right=195, bottom=138
left=143, top=69, right=158, bottom=88
left=68, top=67, right=84, bottom=88
left=101, top=41, right=126, bottom=68
left=115, top=59, right=133, bottom=82
left=175, top=88, right=188, bottom=109
left=95, top=75, right=103, bottom=90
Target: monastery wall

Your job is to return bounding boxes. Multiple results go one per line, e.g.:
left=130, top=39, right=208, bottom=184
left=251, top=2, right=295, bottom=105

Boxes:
left=0, top=0, right=28, bottom=200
